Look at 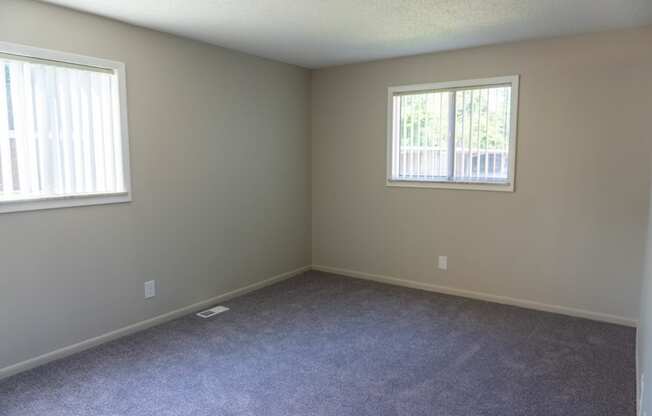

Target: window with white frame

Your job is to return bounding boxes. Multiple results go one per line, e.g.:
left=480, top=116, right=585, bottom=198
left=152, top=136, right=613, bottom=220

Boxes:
left=387, top=76, right=518, bottom=191
left=0, top=42, right=131, bottom=213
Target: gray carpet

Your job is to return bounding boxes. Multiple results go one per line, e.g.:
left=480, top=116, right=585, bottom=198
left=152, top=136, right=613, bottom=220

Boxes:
left=0, top=271, right=636, bottom=416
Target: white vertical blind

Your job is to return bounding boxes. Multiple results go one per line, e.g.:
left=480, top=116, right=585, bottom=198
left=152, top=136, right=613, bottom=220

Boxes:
left=0, top=56, right=125, bottom=201
left=0, top=65, right=13, bottom=193
left=393, top=84, right=511, bottom=183
left=454, top=86, right=511, bottom=181
left=397, top=91, right=450, bottom=179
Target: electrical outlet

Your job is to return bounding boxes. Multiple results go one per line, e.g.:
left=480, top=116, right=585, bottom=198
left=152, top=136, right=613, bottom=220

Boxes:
left=438, top=256, right=448, bottom=270
left=144, top=280, right=156, bottom=299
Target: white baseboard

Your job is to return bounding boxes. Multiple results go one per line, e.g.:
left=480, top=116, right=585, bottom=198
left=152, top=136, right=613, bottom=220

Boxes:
left=0, top=265, right=310, bottom=381
left=1, top=264, right=636, bottom=381
left=312, top=265, right=638, bottom=327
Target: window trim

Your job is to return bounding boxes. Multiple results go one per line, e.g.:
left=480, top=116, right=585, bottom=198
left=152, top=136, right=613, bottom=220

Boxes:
left=386, top=75, right=519, bottom=192
left=0, top=41, right=132, bottom=214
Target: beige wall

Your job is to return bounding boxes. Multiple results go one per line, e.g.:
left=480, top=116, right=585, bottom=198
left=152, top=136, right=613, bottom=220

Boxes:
left=0, top=0, right=310, bottom=369
left=311, top=27, right=652, bottom=322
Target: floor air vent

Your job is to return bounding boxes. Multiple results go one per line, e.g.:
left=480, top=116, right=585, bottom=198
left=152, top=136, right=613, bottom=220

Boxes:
left=196, top=305, right=230, bottom=318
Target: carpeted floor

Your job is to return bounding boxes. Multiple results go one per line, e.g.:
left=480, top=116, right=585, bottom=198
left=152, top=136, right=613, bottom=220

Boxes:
left=0, top=271, right=636, bottom=416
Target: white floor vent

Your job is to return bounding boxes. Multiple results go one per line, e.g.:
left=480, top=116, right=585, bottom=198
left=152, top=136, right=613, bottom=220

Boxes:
left=196, top=305, right=230, bottom=318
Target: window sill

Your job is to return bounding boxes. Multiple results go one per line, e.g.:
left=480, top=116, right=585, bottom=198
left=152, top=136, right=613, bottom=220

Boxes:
left=0, top=192, right=132, bottom=214
left=386, top=179, right=514, bottom=192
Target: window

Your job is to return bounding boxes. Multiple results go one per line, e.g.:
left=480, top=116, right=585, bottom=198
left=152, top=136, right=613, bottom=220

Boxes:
left=387, top=76, right=518, bottom=191
left=0, top=42, right=131, bottom=213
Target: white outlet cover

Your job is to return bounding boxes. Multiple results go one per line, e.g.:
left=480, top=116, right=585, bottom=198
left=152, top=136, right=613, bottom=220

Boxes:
left=438, top=256, right=448, bottom=270
left=144, top=280, right=156, bottom=299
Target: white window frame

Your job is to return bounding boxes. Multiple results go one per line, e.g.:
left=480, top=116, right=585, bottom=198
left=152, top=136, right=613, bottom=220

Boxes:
left=386, top=75, right=519, bottom=192
left=0, top=41, right=132, bottom=214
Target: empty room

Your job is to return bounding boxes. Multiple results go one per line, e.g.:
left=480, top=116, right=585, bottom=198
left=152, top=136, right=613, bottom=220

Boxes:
left=1, top=0, right=652, bottom=415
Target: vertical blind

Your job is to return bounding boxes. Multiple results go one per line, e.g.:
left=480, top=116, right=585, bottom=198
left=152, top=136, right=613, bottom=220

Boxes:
left=394, top=85, right=512, bottom=183
left=396, top=91, right=451, bottom=179
left=0, top=55, right=125, bottom=201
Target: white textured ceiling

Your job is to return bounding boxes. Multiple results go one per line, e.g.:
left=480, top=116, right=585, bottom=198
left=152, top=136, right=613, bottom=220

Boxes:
left=41, top=0, right=652, bottom=68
